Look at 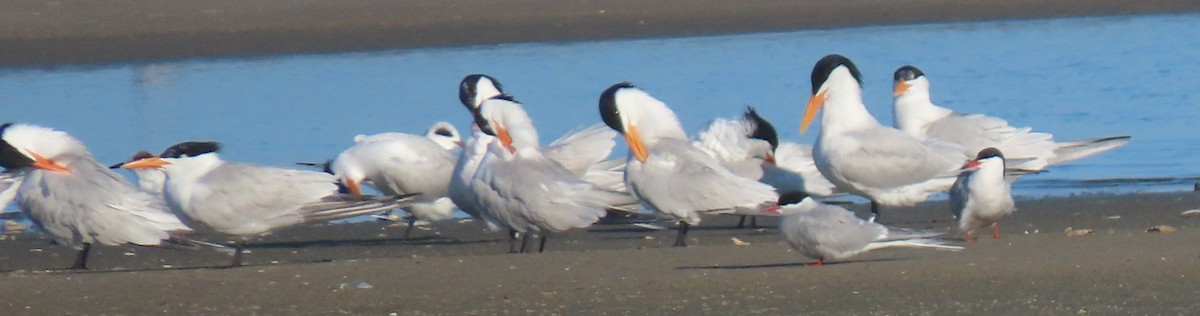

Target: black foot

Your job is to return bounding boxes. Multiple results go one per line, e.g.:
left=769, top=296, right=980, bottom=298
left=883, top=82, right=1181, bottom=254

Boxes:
left=70, top=244, right=92, bottom=270
left=673, top=221, right=690, bottom=247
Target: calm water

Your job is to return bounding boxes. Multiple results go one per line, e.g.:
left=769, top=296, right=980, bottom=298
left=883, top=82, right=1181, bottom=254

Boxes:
left=2, top=13, right=1198, bottom=211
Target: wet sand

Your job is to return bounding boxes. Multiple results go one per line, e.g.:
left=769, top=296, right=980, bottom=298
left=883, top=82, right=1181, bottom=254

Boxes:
left=1, top=0, right=1199, bottom=67
left=2, top=192, right=1199, bottom=314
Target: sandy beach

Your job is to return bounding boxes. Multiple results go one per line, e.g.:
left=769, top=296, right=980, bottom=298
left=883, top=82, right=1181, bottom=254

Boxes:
left=2, top=192, right=1199, bottom=314
left=1, top=1, right=1199, bottom=314
left=1, top=0, right=1199, bottom=67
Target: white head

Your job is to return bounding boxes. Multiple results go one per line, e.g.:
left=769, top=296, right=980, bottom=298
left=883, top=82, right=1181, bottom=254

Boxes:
left=801, top=54, right=873, bottom=134
left=892, top=65, right=931, bottom=100
left=476, top=95, right=539, bottom=154
left=962, top=147, right=1006, bottom=177
left=109, top=150, right=165, bottom=193
left=119, top=141, right=223, bottom=179
left=329, top=149, right=367, bottom=196
left=0, top=123, right=90, bottom=173
left=598, top=82, right=688, bottom=162
left=425, top=121, right=462, bottom=151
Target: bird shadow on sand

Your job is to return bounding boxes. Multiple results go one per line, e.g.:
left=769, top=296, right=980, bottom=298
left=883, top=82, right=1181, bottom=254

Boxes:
left=676, top=258, right=901, bottom=270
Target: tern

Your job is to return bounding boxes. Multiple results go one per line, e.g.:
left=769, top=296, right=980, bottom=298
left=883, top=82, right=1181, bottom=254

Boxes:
left=452, top=74, right=636, bottom=252
left=600, top=82, right=778, bottom=247
left=693, top=107, right=840, bottom=227
left=802, top=54, right=967, bottom=221
left=110, top=151, right=165, bottom=194
left=949, top=147, right=1016, bottom=241
left=122, top=141, right=415, bottom=266
left=466, top=94, right=622, bottom=253
left=328, top=122, right=461, bottom=239
left=892, top=65, right=1130, bottom=171
left=0, top=170, right=20, bottom=211
left=772, top=192, right=962, bottom=266
left=0, top=123, right=191, bottom=270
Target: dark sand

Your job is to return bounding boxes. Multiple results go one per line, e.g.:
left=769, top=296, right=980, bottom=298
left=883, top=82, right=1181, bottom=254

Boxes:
left=2, top=192, right=1199, bottom=314
left=2, top=0, right=1200, bottom=67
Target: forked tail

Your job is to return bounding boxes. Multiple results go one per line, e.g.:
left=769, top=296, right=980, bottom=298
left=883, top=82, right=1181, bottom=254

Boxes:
left=862, top=238, right=964, bottom=252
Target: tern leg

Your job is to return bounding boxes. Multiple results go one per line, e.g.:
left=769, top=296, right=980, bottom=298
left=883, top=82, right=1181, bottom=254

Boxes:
left=519, top=232, right=531, bottom=254
left=810, top=259, right=824, bottom=267
left=70, top=243, right=92, bottom=270
left=965, top=232, right=974, bottom=242
left=230, top=240, right=246, bottom=267
left=869, top=200, right=880, bottom=223
left=402, top=216, right=418, bottom=241
left=507, top=230, right=519, bottom=253
left=673, top=221, right=690, bottom=247
left=992, top=223, right=1001, bottom=240
left=736, top=216, right=748, bottom=228
left=538, top=234, right=548, bottom=253
left=749, top=216, right=758, bottom=228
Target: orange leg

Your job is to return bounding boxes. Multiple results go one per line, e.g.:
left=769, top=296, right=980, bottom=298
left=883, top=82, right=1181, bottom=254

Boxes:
left=965, top=231, right=974, bottom=242
left=992, top=223, right=1001, bottom=240
left=811, top=259, right=825, bottom=267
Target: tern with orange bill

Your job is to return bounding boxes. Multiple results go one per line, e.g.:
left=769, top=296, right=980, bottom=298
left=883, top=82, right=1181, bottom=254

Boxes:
left=892, top=65, right=1130, bottom=172
left=801, top=54, right=968, bottom=221
left=465, top=94, right=623, bottom=253
left=0, top=123, right=191, bottom=270
left=121, top=141, right=415, bottom=267
left=600, top=82, right=779, bottom=247
left=949, top=147, right=1016, bottom=241
left=328, top=122, right=461, bottom=239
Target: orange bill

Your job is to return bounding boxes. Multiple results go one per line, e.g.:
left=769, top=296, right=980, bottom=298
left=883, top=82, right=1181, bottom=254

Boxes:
left=893, top=81, right=911, bottom=97
left=31, top=152, right=70, bottom=173
left=961, top=160, right=981, bottom=170
left=120, top=156, right=169, bottom=169
left=344, top=178, right=363, bottom=196
left=765, top=152, right=776, bottom=164
left=624, top=124, right=649, bottom=163
left=801, top=90, right=826, bottom=134
left=495, top=124, right=515, bottom=154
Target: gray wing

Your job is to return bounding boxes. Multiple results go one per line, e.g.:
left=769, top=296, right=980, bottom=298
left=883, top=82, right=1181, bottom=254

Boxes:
left=543, top=124, right=618, bottom=176
left=926, top=113, right=1055, bottom=167
left=343, top=136, right=456, bottom=200
left=471, top=148, right=609, bottom=232
left=780, top=201, right=885, bottom=260
left=186, top=164, right=345, bottom=236
left=627, top=139, right=778, bottom=224
left=819, top=126, right=962, bottom=189
left=948, top=170, right=973, bottom=219
left=20, top=161, right=189, bottom=247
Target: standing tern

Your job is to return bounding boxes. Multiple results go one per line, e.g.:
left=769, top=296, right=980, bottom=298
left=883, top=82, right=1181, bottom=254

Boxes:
left=893, top=65, right=1130, bottom=171
left=329, top=122, right=460, bottom=239
left=949, top=147, right=1016, bottom=241
left=466, top=94, right=621, bottom=253
left=772, top=192, right=962, bottom=266
left=458, top=74, right=636, bottom=211
left=600, top=82, right=779, bottom=247
left=452, top=74, right=636, bottom=250
left=693, top=107, right=840, bottom=227
left=0, top=123, right=191, bottom=270
left=802, top=54, right=967, bottom=221
left=121, top=141, right=415, bottom=266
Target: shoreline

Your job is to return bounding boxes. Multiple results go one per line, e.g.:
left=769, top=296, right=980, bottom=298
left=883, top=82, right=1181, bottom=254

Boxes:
left=1, top=0, right=1199, bottom=67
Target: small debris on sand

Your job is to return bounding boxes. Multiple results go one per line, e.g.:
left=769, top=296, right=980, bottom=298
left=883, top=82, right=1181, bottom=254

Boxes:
left=1064, top=227, right=1095, bottom=237
left=731, top=237, right=750, bottom=246
left=1146, top=225, right=1176, bottom=233
left=1180, top=210, right=1200, bottom=218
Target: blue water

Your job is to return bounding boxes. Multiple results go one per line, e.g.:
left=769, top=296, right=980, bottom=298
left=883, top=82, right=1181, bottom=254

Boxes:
left=1, top=13, right=1198, bottom=210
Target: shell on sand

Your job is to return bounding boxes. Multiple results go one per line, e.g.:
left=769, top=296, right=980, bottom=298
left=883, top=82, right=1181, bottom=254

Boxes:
left=1146, top=225, right=1176, bottom=233
left=731, top=237, right=750, bottom=246
left=1064, top=227, right=1095, bottom=237
left=1180, top=210, right=1200, bottom=217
